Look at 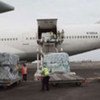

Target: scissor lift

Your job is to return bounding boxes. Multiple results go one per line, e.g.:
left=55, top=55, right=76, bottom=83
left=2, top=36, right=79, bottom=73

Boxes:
left=35, top=19, right=85, bottom=86
left=36, top=18, right=64, bottom=67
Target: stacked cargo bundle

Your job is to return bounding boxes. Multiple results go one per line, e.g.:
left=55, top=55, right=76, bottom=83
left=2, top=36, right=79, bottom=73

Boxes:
left=0, top=53, right=19, bottom=65
left=43, top=52, right=70, bottom=73
left=0, top=53, right=21, bottom=85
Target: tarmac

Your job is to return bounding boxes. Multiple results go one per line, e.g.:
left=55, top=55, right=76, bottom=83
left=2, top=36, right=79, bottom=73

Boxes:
left=0, top=61, right=100, bottom=100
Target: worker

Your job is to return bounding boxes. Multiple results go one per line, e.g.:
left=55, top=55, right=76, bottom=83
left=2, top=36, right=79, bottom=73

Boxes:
left=41, top=65, right=50, bottom=91
left=21, top=63, right=28, bottom=81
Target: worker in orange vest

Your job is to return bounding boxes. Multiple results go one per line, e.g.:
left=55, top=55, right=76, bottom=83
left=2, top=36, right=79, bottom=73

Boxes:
left=21, top=63, right=28, bottom=81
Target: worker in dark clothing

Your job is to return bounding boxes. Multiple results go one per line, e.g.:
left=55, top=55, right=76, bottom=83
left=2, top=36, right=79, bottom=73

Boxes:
left=41, top=65, right=50, bottom=91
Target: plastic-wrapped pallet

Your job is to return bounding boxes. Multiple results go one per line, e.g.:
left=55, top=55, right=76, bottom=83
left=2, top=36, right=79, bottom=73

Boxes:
left=0, top=53, right=21, bottom=81
left=0, top=53, right=19, bottom=66
left=43, top=52, right=70, bottom=73
left=42, top=32, right=51, bottom=42
left=0, top=66, right=20, bottom=80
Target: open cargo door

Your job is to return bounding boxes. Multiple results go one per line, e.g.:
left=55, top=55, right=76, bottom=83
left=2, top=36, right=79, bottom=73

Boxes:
left=37, top=19, right=57, bottom=39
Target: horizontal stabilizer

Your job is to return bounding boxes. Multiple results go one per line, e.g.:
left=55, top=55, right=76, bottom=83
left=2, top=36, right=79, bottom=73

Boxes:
left=0, top=1, right=14, bottom=13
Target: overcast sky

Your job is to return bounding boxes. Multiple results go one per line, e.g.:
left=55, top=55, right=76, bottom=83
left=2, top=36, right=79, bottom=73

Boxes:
left=1, top=0, right=100, bottom=30
left=1, top=0, right=100, bottom=61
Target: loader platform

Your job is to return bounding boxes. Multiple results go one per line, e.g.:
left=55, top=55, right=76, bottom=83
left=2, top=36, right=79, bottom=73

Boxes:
left=49, top=72, right=85, bottom=86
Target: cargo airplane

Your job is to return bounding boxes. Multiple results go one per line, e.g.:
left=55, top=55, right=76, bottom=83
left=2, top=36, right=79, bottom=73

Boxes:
left=0, top=2, right=100, bottom=61
left=0, top=23, right=100, bottom=61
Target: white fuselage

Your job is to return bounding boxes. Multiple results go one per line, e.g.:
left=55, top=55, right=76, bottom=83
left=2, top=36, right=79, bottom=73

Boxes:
left=0, top=24, right=100, bottom=61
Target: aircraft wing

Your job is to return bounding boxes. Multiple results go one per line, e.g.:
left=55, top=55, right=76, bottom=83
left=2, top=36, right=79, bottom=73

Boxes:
left=0, top=1, right=14, bottom=13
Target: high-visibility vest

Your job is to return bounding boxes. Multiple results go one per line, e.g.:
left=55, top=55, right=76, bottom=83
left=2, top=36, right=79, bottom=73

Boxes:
left=21, top=66, right=28, bottom=75
left=42, top=67, right=49, bottom=76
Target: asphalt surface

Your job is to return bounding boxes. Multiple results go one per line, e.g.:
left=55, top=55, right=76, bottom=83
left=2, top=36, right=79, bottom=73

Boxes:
left=0, top=62, right=100, bottom=100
